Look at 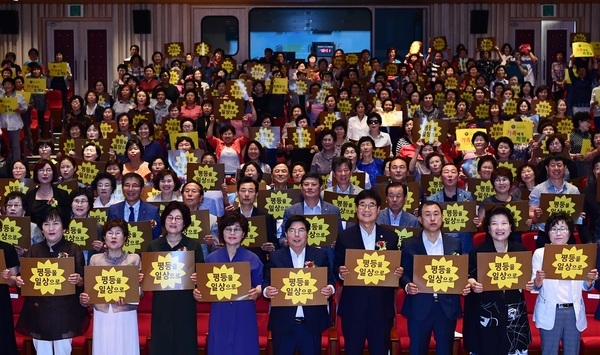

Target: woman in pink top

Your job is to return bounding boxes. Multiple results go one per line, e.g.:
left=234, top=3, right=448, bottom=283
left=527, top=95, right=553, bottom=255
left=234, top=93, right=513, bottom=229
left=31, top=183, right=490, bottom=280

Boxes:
left=179, top=89, right=202, bottom=119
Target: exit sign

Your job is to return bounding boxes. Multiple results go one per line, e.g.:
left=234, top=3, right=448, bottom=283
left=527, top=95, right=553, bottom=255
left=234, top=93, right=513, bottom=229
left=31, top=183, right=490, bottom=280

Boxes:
left=68, top=4, right=83, bottom=18
left=541, top=4, right=556, bottom=17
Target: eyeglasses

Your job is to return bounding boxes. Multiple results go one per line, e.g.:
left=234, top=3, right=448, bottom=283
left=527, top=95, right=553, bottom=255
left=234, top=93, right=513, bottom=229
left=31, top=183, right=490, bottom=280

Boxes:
left=549, top=227, right=568, bottom=234
left=166, top=215, right=183, bottom=222
left=38, top=168, right=53, bottom=174
left=367, top=120, right=380, bottom=124
left=287, top=228, right=307, bottom=235
left=12, top=166, right=25, bottom=171
left=224, top=227, right=243, bottom=234
left=73, top=199, right=89, bottom=205
left=358, top=203, right=377, bottom=210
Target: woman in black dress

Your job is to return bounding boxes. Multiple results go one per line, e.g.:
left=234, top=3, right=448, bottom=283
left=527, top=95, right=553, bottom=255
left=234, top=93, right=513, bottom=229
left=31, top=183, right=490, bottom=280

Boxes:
left=464, top=206, right=533, bottom=355
left=0, top=238, right=19, bottom=355
left=147, top=201, right=204, bottom=355
left=15, top=208, right=89, bottom=355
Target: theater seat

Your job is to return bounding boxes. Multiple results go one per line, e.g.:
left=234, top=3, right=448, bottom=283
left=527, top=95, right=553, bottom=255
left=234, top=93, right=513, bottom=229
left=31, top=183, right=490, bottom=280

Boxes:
left=581, top=290, right=600, bottom=354
left=10, top=288, right=33, bottom=355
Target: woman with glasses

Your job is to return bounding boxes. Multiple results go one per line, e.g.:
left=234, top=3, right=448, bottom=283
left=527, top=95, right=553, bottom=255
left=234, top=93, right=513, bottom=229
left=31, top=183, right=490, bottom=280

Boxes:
left=147, top=201, right=204, bottom=355
left=3, top=191, right=43, bottom=256
left=193, top=212, right=263, bottom=355
left=10, top=160, right=29, bottom=180
left=530, top=212, right=598, bottom=354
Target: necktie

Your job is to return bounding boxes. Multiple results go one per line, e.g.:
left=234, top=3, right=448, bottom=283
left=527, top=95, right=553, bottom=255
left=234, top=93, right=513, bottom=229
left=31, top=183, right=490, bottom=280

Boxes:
left=129, top=206, right=135, bottom=223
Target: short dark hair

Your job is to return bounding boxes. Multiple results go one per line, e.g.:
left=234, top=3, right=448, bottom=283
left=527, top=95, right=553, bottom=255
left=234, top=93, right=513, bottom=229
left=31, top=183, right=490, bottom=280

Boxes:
left=217, top=212, right=249, bottom=243
left=175, top=136, right=195, bottom=150
left=385, top=182, right=407, bottom=197
left=136, top=119, right=155, bottom=136
left=544, top=212, right=574, bottom=241
left=36, top=138, right=54, bottom=154
left=284, top=215, right=310, bottom=233
left=477, top=155, right=497, bottom=172
left=92, top=172, right=117, bottom=192
left=82, top=142, right=102, bottom=161
left=181, top=181, right=204, bottom=196
left=153, top=170, right=182, bottom=191
left=544, top=152, right=569, bottom=167
left=300, top=172, right=322, bottom=187
left=101, top=219, right=130, bottom=243
left=355, top=189, right=381, bottom=207
left=357, top=135, right=375, bottom=149
left=237, top=176, right=259, bottom=192
left=471, top=131, right=490, bottom=145
left=484, top=206, right=515, bottom=233
left=161, top=201, right=192, bottom=231
left=125, top=138, right=145, bottom=157
left=5, top=191, right=25, bottom=206
left=122, top=172, right=144, bottom=187
left=418, top=200, right=442, bottom=217
left=332, top=157, right=352, bottom=172
left=491, top=166, right=513, bottom=183
left=69, top=188, right=94, bottom=207
left=33, top=159, right=59, bottom=184
left=240, top=161, right=263, bottom=182
left=37, top=207, right=70, bottom=231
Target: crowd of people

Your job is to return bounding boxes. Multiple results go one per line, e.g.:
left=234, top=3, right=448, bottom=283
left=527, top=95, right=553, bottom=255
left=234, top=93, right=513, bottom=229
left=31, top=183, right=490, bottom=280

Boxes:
left=0, top=38, right=599, bottom=355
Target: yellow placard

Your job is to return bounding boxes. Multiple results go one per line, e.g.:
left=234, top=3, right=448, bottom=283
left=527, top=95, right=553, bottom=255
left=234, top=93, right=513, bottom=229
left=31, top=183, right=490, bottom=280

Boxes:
left=24, top=78, right=47, bottom=94
left=0, top=216, right=31, bottom=248
left=572, top=42, right=595, bottom=58
left=592, top=42, right=600, bottom=56
left=0, top=97, right=18, bottom=114
left=111, top=134, right=129, bottom=155
left=477, top=251, right=532, bottom=290
left=141, top=251, right=196, bottom=291
left=187, top=163, right=225, bottom=191
left=455, top=128, right=487, bottom=152
left=195, top=262, right=252, bottom=302
left=467, top=178, right=496, bottom=202
left=271, top=78, right=289, bottom=95
left=413, top=255, right=468, bottom=294
left=539, top=193, right=584, bottom=222
left=84, top=265, right=140, bottom=304
left=580, top=139, right=594, bottom=156
left=256, top=189, right=302, bottom=219
left=270, top=268, right=328, bottom=306
left=169, top=69, right=180, bottom=85
left=48, top=62, right=69, bottom=77
left=293, top=214, right=338, bottom=247
left=75, top=160, right=105, bottom=186
left=323, top=191, right=357, bottom=222
left=343, top=249, right=401, bottom=287
left=542, top=244, right=597, bottom=280
left=502, top=121, right=533, bottom=145
left=63, top=218, right=98, bottom=249
left=439, top=201, right=477, bottom=232
left=20, top=257, right=75, bottom=296
left=240, top=216, right=267, bottom=248
left=17, top=90, right=31, bottom=104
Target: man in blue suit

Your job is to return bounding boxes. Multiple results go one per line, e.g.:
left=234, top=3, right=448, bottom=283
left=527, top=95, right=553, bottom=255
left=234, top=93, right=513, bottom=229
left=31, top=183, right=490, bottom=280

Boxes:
left=263, top=215, right=335, bottom=355
left=108, top=173, right=162, bottom=239
left=376, top=182, right=420, bottom=227
left=333, top=189, right=404, bottom=355
left=400, top=200, right=471, bottom=355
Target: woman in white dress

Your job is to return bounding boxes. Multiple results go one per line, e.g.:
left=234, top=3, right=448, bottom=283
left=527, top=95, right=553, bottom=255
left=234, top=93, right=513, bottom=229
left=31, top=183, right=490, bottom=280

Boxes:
left=80, top=219, right=141, bottom=355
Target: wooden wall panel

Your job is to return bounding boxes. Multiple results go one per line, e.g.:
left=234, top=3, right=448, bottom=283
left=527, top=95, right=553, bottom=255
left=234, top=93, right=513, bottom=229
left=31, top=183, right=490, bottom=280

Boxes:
left=0, top=3, right=598, bottom=76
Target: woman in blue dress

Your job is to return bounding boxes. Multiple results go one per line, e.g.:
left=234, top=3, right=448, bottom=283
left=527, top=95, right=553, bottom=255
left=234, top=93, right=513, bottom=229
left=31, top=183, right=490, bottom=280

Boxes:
left=194, top=212, right=263, bottom=355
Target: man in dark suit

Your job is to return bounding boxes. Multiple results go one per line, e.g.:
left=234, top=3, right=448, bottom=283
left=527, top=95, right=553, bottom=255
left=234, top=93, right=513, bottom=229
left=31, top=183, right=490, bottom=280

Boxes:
left=333, top=189, right=404, bottom=355
left=108, top=172, right=162, bottom=239
left=263, top=215, right=335, bottom=355
left=376, top=182, right=420, bottom=227
left=400, top=200, right=471, bottom=355
left=280, top=172, right=343, bottom=245
left=236, top=177, right=278, bottom=264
